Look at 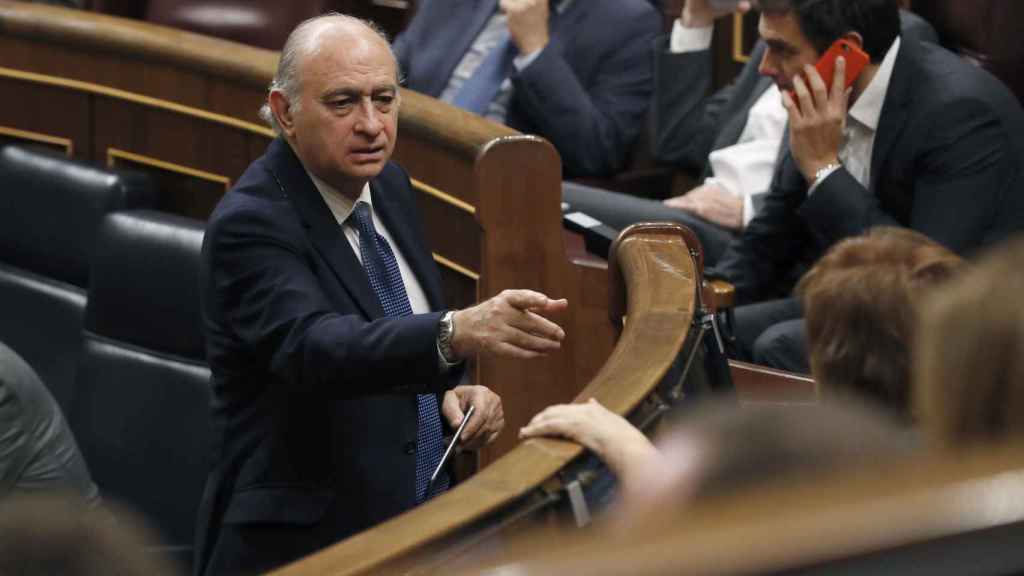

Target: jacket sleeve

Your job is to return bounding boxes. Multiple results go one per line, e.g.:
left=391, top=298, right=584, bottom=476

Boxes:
left=708, top=155, right=813, bottom=304
left=509, top=7, right=661, bottom=178
left=799, top=99, right=1013, bottom=254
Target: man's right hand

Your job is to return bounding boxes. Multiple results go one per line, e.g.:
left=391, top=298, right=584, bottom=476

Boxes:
left=451, top=289, right=567, bottom=360
left=681, top=0, right=752, bottom=28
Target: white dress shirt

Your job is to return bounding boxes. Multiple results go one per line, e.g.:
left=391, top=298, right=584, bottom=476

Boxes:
left=670, top=22, right=787, bottom=227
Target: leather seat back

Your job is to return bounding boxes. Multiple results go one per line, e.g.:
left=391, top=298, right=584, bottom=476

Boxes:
left=0, top=145, right=155, bottom=411
left=68, top=210, right=210, bottom=565
left=144, top=0, right=331, bottom=50
left=911, top=0, right=1024, bottom=102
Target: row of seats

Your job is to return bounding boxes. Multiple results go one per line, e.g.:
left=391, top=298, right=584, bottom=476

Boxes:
left=88, top=0, right=416, bottom=49
left=0, top=144, right=211, bottom=568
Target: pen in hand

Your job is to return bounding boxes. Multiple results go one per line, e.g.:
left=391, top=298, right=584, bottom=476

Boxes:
left=427, top=404, right=476, bottom=496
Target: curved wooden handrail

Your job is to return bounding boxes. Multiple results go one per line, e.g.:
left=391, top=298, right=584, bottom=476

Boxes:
left=272, top=224, right=700, bottom=575
left=466, top=441, right=1024, bottom=575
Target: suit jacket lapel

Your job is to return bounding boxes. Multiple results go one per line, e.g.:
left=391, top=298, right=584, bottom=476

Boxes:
left=712, top=43, right=773, bottom=153
left=713, top=79, right=770, bottom=149
left=707, top=77, right=774, bottom=177
left=869, top=40, right=915, bottom=194
left=266, top=138, right=385, bottom=320
left=372, top=181, right=446, bottom=311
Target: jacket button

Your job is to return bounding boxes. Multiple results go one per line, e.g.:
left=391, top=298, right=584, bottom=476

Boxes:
left=404, top=441, right=416, bottom=455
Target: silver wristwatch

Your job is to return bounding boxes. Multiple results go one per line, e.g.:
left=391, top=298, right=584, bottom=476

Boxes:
left=814, top=162, right=843, bottom=187
left=438, top=310, right=457, bottom=364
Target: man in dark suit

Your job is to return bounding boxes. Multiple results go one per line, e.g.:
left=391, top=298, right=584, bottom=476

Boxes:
left=195, top=15, right=568, bottom=575
left=711, top=0, right=1024, bottom=372
left=393, top=0, right=661, bottom=178
left=563, top=0, right=938, bottom=265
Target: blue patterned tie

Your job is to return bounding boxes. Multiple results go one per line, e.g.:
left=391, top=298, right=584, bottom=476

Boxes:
left=351, top=201, right=449, bottom=502
left=450, top=27, right=517, bottom=115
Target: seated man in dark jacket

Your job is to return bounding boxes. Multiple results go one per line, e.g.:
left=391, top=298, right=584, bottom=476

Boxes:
left=709, top=0, right=1024, bottom=373
left=394, top=0, right=661, bottom=178
left=564, top=0, right=937, bottom=265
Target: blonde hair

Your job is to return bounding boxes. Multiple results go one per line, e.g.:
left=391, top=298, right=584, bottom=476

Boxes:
left=915, top=236, right=1024, bottom=447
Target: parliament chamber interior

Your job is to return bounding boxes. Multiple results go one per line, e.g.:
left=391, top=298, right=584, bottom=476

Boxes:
left=1, top=0, right=1024, bottom=574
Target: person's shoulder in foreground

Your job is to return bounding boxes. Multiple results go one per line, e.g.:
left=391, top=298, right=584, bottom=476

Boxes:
left=0, top=341, right=98, bottom=504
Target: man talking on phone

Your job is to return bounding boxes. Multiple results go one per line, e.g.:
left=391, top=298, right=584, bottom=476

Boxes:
left=707, top=0, right=1024, bottom=373
left=561, top=1, right=936, bottom=266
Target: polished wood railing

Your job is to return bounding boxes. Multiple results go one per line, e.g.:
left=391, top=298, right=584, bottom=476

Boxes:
left=0, top=0, right=617, bottom=464
left=272, top=223, right=704, bottom=575
left=458, top=441, right=1024, bottom=575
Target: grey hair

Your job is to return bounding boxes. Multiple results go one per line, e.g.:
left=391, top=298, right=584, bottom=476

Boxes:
left=258, top=13, right=397, bottom=134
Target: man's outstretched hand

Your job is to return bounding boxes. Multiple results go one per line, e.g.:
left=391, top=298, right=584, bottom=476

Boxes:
left=451, top=289, right=567, bottom=360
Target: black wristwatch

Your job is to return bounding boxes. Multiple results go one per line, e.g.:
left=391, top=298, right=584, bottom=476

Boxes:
left=438, top=310, right=457, bottom=364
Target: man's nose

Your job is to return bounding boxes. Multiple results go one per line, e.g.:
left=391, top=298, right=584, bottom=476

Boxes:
left=757, top=50, right=775, bottom=78
left=355, top=100, right=383, bottom=135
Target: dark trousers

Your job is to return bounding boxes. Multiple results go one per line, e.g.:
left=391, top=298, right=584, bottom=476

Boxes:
left=732, top=297, right=809, bottom=375
left=562, top=181, right=737, bottom=267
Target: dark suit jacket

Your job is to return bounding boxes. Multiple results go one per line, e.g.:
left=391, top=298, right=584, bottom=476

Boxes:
left=711, top=38, right=1024, bottom=304
left=195, top=139, right=460, bottom=575
left=652, top=11, right=938, bottom=216
left=393, top=0, right=660, bottom=178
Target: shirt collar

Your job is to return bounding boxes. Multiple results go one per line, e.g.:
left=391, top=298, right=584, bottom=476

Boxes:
left=309, top=172, right=372, bottom=226
left=848, top=37, right=901, bottom=132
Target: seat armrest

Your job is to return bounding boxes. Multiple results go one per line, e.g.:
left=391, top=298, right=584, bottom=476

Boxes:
left=702, top=279, right=735, bottom=311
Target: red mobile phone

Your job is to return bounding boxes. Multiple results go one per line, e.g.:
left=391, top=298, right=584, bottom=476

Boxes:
left=789, top=38, right=870, bottom=105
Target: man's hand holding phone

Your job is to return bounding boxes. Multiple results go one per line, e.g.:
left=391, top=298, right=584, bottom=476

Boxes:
left=681, top=0, right=751, bottom=28
left=782, top=42, right=861, bottom=183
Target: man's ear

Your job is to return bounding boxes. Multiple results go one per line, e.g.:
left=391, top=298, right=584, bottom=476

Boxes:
left=268, top=90, right=295, bottom=137
left=844, top=31, right=865, bottom=50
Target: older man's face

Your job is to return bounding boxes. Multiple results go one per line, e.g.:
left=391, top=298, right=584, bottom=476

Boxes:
left=284, top=29, right=399, bottom=193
